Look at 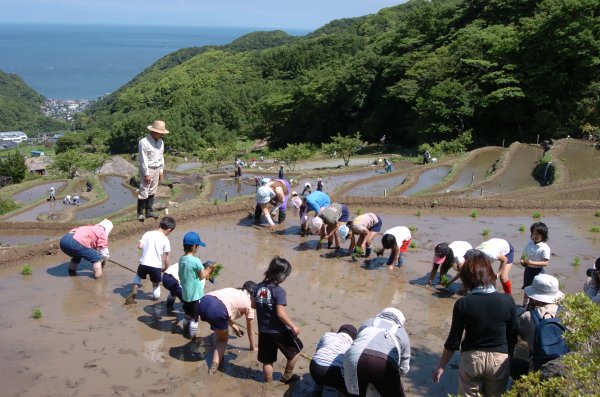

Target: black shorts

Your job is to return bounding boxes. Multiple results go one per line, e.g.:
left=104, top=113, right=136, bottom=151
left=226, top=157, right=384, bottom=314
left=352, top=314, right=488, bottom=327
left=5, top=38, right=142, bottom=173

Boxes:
left=523, top=267, right=545, bottom=289
left=137, top=264, right=162, bottom=283
left=183, top=299, right=200, bottom=320
left=257, top=332, right=303, bottom=364
left=370, top=216, right=383, bottom=233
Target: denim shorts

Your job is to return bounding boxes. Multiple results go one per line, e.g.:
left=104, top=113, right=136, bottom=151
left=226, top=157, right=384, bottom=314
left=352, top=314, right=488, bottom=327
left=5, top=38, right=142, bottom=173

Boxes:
left=60, top=233, right=103, bottom=264
left=370, top=216, right=383, bottom=233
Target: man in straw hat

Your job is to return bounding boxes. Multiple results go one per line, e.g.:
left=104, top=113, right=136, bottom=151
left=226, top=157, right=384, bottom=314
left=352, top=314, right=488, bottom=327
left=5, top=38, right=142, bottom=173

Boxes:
left=138, top=120, right=169, bottom=221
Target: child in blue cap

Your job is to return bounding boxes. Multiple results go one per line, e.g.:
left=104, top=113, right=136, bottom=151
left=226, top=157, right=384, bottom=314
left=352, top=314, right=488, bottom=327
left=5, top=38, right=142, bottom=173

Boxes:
left=178, top=231, right=213, bottom=337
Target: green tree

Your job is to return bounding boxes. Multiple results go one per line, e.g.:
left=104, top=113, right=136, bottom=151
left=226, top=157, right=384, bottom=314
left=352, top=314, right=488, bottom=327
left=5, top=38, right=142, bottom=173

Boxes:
left=0, top=150, right=27, bottom=183
left=197, top=143, right=237, bottom=171
left=55, top=132, right=87, bottom=154
left=273, top=143, right=312, bottom=172
left=50, top=149, right=107, bottom=178
left=322, top=132, right=363, bottom=167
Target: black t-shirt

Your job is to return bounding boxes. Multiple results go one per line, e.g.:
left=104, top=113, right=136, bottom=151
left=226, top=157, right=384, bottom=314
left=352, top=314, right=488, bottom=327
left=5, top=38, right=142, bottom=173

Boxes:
left=444, top=292, right=517, bottom=353
left=255, top=282, right=288, bottom=333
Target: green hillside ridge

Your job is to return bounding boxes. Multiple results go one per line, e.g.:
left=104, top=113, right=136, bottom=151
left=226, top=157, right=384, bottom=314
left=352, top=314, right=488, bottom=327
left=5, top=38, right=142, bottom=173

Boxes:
left=0, top=70, right=68, bottom=133
left=82, top=0, right=599, bottom=155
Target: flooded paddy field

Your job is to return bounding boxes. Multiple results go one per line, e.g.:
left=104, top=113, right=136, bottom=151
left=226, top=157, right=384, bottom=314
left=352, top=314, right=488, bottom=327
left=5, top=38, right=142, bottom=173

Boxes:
left=399, top=165, right=452, bottom=196
left=1, top=206, right=597, bottom=397
left=12, top=181, right=66, bottom=205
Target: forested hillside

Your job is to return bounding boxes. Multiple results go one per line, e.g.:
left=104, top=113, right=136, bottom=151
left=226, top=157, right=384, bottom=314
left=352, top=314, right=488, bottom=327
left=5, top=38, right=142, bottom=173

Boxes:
left=86, top=0, right=600, bottom=154
left=0, top=70, right=67, bottom=133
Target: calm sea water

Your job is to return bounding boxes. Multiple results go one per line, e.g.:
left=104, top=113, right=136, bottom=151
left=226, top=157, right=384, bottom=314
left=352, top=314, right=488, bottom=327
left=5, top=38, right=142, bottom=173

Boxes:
left=0, top=24, right=308, bottom=100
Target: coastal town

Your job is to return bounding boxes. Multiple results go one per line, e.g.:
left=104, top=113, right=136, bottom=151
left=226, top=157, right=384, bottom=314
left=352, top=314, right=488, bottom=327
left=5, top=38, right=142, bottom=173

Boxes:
left=41, top=99, right=93, bottom=122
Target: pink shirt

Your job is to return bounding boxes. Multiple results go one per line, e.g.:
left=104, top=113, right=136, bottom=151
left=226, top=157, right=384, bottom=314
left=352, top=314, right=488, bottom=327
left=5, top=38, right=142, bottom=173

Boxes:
left=70, top=224, right=109, bottom=250
left=207, top=288, right=254, bottom=321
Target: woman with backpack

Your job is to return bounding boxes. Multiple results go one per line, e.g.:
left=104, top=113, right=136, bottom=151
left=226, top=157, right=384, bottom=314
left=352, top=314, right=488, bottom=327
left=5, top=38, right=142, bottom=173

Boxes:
left=432, top=249, right=517, bottom=397
left=517, top=274, right=566, bottom=372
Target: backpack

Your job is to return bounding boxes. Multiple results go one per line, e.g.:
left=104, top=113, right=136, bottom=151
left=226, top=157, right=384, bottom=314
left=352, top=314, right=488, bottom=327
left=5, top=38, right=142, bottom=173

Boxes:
left=531, top=308, right=569, bottom=370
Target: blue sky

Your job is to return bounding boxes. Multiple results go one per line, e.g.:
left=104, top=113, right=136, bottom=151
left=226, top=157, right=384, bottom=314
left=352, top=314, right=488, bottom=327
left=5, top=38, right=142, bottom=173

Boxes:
left=0, top=0, right=404, bottom=30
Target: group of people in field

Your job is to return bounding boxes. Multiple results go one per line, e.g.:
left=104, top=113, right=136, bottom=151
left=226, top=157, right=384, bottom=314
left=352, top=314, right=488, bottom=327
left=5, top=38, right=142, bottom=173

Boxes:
left=53, top=119, right=598, bottom=396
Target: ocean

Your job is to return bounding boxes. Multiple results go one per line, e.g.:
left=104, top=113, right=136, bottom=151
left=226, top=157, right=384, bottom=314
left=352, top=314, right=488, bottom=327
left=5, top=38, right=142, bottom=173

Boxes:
left=0, top=24, right=308, bottom=100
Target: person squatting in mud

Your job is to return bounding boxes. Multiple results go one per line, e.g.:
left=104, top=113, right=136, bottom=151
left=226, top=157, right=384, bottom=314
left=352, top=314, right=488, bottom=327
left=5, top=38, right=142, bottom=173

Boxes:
left=60, top=218, right=113, bottom=279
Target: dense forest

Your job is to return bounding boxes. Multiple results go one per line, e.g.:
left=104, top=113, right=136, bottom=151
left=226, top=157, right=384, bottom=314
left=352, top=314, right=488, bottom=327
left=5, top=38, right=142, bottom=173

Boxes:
left=0, top=70, right=67, bottom=133
left=84, top=0, right=600, bottom=153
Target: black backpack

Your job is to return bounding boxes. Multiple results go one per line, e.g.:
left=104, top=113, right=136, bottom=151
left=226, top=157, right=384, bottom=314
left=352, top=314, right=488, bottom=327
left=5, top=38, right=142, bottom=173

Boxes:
left=531, top=308, right=569, bottom=370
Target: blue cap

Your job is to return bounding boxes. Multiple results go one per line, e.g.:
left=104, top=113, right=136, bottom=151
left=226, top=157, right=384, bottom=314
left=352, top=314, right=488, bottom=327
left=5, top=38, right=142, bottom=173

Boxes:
left=183, top=231, right=206, bottom=247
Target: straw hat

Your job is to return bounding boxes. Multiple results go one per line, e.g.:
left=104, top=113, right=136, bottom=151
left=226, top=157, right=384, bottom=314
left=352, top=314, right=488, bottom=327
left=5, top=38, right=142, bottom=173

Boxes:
left=524, top=274, right=564, bottom=304
left=147, top=120, right=169, bottom=134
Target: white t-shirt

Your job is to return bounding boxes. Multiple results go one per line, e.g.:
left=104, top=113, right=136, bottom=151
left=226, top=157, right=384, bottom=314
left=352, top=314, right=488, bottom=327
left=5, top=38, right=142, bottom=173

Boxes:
left=521, top=240, right=550, bottom=268
left=477, top=238, right=510, bottom=260
left=449, top=241, right=472, bottom=266
left=139, top=230, right=171, bottom=268
left=164, top=262, right=180, bottom=281
left=384, top=226, right=411, bottom=243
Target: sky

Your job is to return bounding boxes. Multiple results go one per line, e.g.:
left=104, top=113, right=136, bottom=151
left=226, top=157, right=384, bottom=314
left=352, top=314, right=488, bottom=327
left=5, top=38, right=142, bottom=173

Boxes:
left=0, top=0, right=404, bottom=30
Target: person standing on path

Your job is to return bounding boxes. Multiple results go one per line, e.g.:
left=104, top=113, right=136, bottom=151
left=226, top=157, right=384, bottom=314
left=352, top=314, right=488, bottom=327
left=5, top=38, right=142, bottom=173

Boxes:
left=138, top=120, right=169, bottom=221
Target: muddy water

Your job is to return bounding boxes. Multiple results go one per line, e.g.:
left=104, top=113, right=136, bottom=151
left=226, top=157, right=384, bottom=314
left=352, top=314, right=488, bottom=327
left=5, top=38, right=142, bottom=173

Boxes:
left=175, top=161, right=203, bottom=172
left=480, top=145, right=542, bottom=195
left=75, top=176, right=136, bottom=221
left=2, top=207, right=596, bottom=396
left=447, top=149, right=503, bottom=191
left=558, top=140, right=600, bottom=182
left=12, top=181, right=66, bottom=205
left=304, top=168, right=384, bottom=195
left=400, top=166, right=452, bottom=196
left=0, top=229, right=59, bottom=246
left=209, top=177, right=258, bottom=201
left=4, top=200, right=60, bottom=222
left=344, top=172, right=408, bottom=197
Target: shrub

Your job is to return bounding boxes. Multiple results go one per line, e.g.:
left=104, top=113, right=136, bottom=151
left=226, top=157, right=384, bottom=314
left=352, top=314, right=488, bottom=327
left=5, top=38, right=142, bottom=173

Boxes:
left=0, top=194, right=19, bottom=216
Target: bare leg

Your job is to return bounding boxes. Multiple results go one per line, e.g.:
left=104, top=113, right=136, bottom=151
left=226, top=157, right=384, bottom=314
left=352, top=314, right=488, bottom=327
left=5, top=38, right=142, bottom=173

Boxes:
left=210, top=329, right=229, bottom=374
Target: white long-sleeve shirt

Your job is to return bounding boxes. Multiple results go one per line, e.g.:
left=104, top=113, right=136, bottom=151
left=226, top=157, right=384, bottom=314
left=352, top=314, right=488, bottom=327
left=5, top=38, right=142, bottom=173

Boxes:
left=138, top=133, right=164, bottom=176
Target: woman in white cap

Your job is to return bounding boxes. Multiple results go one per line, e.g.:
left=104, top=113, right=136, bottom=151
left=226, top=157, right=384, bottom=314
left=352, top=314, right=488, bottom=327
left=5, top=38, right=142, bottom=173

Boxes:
left=343, top=307, right=411, bottom=397
left=518, top=274, right=565, bottom=370
left=137, top=120, right=169, bottom=221
left=59, top=219, right=113, bottom=278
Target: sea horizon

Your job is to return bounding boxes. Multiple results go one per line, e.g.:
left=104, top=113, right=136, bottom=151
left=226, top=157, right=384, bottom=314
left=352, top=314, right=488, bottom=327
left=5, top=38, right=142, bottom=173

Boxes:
left=0, top=23, right=310, bottom=100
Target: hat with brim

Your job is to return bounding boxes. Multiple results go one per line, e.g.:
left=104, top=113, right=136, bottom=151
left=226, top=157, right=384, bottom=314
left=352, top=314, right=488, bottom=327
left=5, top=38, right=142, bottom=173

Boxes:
left=98, top=218, right=113, bottom=236
left=308, top=216, right=323, bottom=234
left=256, top=186, right=273, bottom=204
left=338, top=225, right=350, bottom=241
left=183, top=231, right=206, bottom=247
left=147, top=120, right=169, bottom=134
left=524, top=274, right=564, bottom=304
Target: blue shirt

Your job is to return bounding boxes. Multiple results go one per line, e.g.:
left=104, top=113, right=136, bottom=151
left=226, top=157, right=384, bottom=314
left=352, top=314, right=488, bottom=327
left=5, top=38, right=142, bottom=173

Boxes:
left=306, top=191, right=331, bottom=214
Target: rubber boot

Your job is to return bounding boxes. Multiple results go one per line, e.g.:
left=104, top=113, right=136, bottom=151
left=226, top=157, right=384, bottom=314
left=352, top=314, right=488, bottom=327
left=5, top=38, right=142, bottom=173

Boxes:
left=137, top=199, right=146, bottom=221
left=145, top=195, right=158, bottom=219
left=254, top=204, right=262, bottom=224
left=278, top=210, right=286, bottom=224
left=364, top=246, right=372, bottom=258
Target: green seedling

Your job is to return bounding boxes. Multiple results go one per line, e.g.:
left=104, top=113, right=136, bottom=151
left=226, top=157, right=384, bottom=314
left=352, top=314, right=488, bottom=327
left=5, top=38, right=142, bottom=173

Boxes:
left=373, top=246, right=384, bottom=257
left=518, top=225, right=526, bottom=232
left=21, top=264, right=32, bottom=276
left=356, top=207, right=363, bottom=215
left=532, top=212, right=542, bottom=219
left=591, top=227, right=600, bottom=233
left=32, top=308, right=43, bottom=319
left=573, top=256, right=581, bottom=267
left=415, top=211, right=422, bottom=217
left=482, top=229, right=490, bottom=236
left=595, top=210, right=600, bottom=217
left=440, top=274, right=450, bottom=286
left=208, top=263, right=224, bottom=283
left=408, top=226, right=418, bottom=233
left=470, top=210, right=479, bottom=218
left=409, top=241, right=417, bottom=249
